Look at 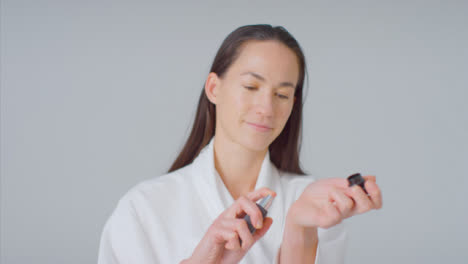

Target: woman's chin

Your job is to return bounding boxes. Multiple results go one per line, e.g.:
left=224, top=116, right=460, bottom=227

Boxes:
left=240, top=136, right=272, bottom=153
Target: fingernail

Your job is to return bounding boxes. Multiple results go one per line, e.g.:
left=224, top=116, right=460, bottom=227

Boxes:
left=256, top=219, right=263, bottom=229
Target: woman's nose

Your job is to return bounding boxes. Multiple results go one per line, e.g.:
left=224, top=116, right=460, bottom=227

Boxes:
left=255, top=92, right=275, bottom=117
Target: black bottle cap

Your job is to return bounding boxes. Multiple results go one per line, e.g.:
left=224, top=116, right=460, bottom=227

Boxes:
left=347, top=173, right=368, bottom=194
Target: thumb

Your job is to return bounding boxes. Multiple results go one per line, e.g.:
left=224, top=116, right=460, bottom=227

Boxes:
left=363, top=175, right=376, bottom=183
left=252, top=217, right=273, bottom=241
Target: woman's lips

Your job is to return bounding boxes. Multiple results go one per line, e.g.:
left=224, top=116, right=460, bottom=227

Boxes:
left=246, top=122, right=273, bottom=132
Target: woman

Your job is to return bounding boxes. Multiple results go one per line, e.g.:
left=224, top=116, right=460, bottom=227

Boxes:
left=98, top=24, right=383, bottom=264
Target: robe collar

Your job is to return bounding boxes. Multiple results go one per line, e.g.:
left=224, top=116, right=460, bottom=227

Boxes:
left=190, top=136, right=284, bottom=223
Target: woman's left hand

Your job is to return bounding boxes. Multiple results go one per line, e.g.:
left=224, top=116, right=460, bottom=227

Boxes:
left=288, top=175, right=383, bottom=229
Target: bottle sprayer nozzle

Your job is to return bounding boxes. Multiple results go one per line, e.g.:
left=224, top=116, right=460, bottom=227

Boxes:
left=258, top=194, right=274, bottom=210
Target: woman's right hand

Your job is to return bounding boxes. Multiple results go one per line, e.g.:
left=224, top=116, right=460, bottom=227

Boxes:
left=182, top=187, right=276, bottom=264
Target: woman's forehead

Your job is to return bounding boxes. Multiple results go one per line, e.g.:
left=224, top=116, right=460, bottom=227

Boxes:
left=229, top=41, right=300, bottom=84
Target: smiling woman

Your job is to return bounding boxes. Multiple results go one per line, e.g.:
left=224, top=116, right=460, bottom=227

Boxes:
left=169, top=26, right=308, bottom=176
left=204, top=40, right=299, bottom=161
left=97, top=24, right=382, bottom=264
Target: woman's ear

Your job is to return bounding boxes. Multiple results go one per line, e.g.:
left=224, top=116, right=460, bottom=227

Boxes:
left=204, top=72, right=220, bottom=105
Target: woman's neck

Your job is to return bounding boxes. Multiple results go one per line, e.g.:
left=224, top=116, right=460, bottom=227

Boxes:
left=213, top=134, right=267, bottom=200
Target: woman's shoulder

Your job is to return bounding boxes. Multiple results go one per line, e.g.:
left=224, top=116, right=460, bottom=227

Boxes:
left=116, top=165, right=195, bottom=207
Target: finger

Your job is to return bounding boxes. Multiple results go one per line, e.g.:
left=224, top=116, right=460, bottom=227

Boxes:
left=252, top=217, right=273, bottom=241
left=225, top=235, right=238, bottom=250
left=246, top=187, right=277, bottom=202
left=223, top=187, right=275, bottom=219
left=214, top=225, right=238, bottom=250
left=329, top=187, right=354, bottom=218
left=225, top=237, right=239, bottom=251
left=349, top=185, right=374, bottom=214
left=224, top=187, right=275, bottom=219
left=320, top=201, right=342, bottom=229
left=218, top=219, right=242, bottom=251
left=363, top=175, right=376, bottom=183
left=233, top=219, right=255, bottom=250
left=344, top=175, right=373, bottom=196
left=364, top=180, right=383, bottom=209
left=226, top=196, right=264, bottom=229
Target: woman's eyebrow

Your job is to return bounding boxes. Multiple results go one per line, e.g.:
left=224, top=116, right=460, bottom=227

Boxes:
left=240, top=71, right=295, bottom=88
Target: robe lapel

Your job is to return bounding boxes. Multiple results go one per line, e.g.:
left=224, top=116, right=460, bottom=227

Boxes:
left=190, top=136, right=285, bottom=248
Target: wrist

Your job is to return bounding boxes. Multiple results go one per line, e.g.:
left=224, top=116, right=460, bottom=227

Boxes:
left=284, top=203, right=318, bottom=247
left=278, top=204, right=319, bottom=263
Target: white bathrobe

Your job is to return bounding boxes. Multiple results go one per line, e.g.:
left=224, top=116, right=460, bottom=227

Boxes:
left=98, top=137, right=346, bottom=263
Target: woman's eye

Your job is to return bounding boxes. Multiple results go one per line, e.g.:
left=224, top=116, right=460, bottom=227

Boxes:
left=276, top=93, right=289, bottom=99
left=244, top=86, right=257, bottom=90
left=244, top=86, right=289, bottom=99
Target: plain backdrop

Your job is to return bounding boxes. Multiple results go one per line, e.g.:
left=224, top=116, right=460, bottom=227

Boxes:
left=1, top=0, right=467, bottom=263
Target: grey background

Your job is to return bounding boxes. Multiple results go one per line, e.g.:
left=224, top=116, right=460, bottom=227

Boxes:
left=1, top=0, right=467, bottom=263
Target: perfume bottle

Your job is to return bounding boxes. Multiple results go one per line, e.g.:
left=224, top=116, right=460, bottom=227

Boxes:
left=239, top=194, right=274, bottom=246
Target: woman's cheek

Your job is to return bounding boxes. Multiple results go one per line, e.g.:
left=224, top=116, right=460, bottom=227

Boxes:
left=236, top=94, right=252, bottom=113
left=277, top=106, right=293, bottom=128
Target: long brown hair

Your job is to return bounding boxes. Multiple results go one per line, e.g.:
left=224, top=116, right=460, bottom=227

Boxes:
left=168, top=24, right=308, bottom=175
